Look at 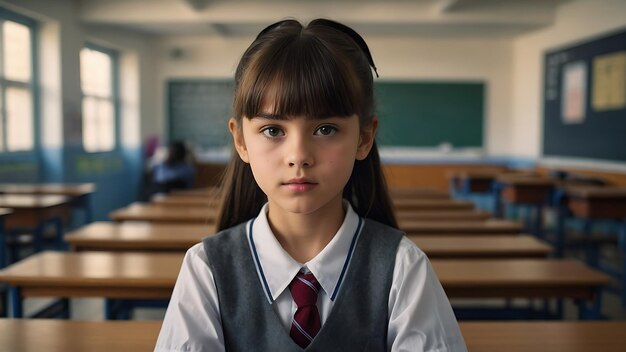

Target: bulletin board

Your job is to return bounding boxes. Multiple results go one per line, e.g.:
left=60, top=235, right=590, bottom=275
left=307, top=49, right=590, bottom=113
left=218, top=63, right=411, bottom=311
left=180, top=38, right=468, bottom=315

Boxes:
left=542, top=27, right=626, bottom=162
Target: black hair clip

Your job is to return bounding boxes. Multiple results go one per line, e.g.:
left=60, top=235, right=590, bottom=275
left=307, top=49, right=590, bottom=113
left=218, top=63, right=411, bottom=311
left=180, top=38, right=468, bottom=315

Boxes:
left=310, top=19, right=379, bottom=78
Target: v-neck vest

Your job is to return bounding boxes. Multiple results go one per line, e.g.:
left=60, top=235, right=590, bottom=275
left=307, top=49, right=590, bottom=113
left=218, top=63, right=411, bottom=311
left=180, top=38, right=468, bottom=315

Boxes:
left=203, top=218, right=403, bottom=351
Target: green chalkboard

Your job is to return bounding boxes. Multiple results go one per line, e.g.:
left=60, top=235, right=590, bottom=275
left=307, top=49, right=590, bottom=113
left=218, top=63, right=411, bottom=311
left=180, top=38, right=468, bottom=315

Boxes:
left=167, top=80, right=484, bottom=149
left=375, top=82, right=484, bottom=148
left=168, top=80, right=234, bottom=149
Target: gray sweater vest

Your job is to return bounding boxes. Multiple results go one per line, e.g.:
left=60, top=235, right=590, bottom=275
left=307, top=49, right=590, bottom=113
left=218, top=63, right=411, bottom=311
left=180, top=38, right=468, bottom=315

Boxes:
left=203, top=218, right=403, bottom=352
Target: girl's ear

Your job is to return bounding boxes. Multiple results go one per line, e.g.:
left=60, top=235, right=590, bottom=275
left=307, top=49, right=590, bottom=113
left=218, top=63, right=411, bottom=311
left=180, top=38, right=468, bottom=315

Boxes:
left=229, top=118, right=250, bottom=163
left=356, top=117, right=378, bottom=160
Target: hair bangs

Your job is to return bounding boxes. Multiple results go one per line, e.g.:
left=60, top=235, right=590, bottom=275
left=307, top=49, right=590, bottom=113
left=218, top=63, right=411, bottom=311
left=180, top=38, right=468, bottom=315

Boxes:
left=236, top=31, right=363, bottom=121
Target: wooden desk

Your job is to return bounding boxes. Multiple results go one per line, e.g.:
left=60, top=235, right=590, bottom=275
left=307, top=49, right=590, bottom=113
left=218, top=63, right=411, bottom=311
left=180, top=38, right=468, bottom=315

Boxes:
left=562, top=186, right=626, bottom=306
left=389, top=187, right=449, bottom=199
left=493, top=175, right=556, bottom=238
left=109, top=203, right=216, bottom=223
left=449, top=170, right=501, bottom=193
left=411, top=235, right=552, bottom=258
left=0, top=195, right=71, bottom=253
left=0, top=183, right=96, bottom=223
left=395, top=210, right=491, bottom=222
left=1, top=319, right=625, bottom=351
left=401, top=219, right=522, bottom=234
left=0, top=183, right=95, bottom=197
left=0, top=251, right=181, bottom=318
left=65, top=223, right=546, bottom=257
left=151, top=195, right=219, bottom=207
left=565, top=186, right=626, bottom=219
left=432, top=258, right=611, bottom=318
left=0, top=319, right=161, bottom=351
left=0, top=252, right=610, bottom=319
left=460, top=321, right=626, bottom=352
left=170, top=186, right=221, bottom=197
left=393, top=198, right=474, bottom=211
left=496, top=175, right=555, bottom=204
left=434, top=258, right=610, bottom=299
left=66, top=222, right=215, bottom=252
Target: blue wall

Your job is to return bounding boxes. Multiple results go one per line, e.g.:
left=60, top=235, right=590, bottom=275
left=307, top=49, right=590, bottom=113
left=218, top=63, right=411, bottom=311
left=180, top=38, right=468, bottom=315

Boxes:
left=0, top=144, right=143, bottom=222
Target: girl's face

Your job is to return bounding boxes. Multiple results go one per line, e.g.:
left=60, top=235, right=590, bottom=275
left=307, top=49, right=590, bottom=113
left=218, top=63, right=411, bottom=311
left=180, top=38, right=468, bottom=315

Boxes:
left=230, top=108, right=376, bottom=217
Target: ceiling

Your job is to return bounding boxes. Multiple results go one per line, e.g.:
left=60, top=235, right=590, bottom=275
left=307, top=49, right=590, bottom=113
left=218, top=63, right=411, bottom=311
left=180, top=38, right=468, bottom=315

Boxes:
left=77, top=0, right=573, bottom=38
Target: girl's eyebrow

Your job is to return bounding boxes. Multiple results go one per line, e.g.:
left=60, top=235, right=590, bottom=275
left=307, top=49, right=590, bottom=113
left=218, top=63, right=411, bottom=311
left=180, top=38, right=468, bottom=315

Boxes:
left=253, top=112, right=287, bottom=120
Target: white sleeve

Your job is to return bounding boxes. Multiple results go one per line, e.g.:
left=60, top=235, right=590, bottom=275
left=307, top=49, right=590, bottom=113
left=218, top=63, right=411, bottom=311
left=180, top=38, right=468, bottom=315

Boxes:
left=154, top=243, right=225, bottom=352
left=387, top=237, right=467, bottom=352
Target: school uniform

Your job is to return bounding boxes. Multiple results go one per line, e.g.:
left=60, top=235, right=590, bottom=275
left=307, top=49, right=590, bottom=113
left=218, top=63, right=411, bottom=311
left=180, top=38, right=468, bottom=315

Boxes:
left=155, top=202, right=466, bottom=352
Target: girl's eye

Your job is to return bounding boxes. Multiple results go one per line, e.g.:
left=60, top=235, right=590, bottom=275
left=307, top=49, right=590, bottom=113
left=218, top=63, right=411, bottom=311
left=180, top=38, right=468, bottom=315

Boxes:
left=315, top=125, right=337, bottom=136
left=261, top=126, right=284, bottom=138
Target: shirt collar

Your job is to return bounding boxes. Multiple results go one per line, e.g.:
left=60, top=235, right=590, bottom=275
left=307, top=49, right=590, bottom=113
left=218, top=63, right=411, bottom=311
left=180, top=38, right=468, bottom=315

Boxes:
left=248, top=201, right=362, bottom=302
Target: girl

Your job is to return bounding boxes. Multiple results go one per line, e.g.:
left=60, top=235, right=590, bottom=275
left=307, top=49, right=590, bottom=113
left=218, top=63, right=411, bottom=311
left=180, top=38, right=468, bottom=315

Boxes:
left=155, top=19, right=466, bottom=352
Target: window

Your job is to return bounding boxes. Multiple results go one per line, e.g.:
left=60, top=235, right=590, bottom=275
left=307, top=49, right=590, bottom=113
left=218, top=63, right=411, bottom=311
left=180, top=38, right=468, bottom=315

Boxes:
left=0, top=10, right=36, bottom=152
left=80, top=45, right=118, bottom=152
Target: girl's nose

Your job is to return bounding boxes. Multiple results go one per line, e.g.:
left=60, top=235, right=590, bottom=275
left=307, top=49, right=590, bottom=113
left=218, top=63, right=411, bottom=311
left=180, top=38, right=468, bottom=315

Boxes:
left=287, top=136, right=314, bottom=168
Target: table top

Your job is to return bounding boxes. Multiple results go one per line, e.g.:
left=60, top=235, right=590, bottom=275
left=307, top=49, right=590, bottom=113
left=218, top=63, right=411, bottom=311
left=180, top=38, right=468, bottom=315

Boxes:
left=65, top=222, right=215, bottom=250
left=0, top=251, right=181, bottom=288
left=432, top=259, right=611, bottom=288
left=496, top=175, right=555, bottom=186
left=396, top=210, right=492, bottom=222
left=2, top=319, right=625, bottom=352
left=0, top=319, right=160, bottom=352
left=0, top=253, right=609, bottom=298
left=410, top=235, right=552, bottom=258
left=0, top=207, right=12, bottom=217
left=565, top=185, right=626, bottom=199
left=0, top=183, right=95, bottom=196
left=109, top=203, right=217, bottom=223
left=65, top=223, right=548, bottom=257
left=460, top=321, right=626, bottom=352
left=389, top=187, right=449, bottom=199
left=0, top=195, right=71, bottom=209
left=170, top=187, right=221, bottom=197
left=393, top=198, right=474, bottom=210
left=401, top=219, right=522, bottom=234
left=151, top=195, right=220, bottom=207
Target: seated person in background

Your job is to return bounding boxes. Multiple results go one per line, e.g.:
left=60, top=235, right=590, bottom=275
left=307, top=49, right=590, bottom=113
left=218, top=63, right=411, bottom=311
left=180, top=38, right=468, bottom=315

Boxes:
left=151, top=141, right=195, bottom=194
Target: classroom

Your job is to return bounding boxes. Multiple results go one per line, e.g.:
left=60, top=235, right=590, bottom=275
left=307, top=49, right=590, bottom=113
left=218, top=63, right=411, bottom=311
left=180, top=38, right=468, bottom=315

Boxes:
left=0, top=0, right=626, bottom=350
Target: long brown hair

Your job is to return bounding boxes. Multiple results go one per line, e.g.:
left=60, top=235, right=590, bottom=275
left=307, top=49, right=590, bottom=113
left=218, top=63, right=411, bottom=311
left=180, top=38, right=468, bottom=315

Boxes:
left=217, top=18, right=397, bottom=230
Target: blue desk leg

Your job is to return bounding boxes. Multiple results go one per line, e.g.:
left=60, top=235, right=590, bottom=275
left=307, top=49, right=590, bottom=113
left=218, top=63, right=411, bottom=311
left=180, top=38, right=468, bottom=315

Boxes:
left=10, top=287, right=23, bottom=318
left=617, top=219, right=626, bottom=308
left=82, top=194, right=93, bottom=224
left=577, top=287, right=603, bottom=320
left=0, top=217, right=6, bottom=268
left=582, top=220, right=599, bottom=268
left=534, top=204, right=544, bottom=239
left=33, top=221, right=45, bottom=253
left=555, top=203, right=567, bottom=258
left=491, top=182, right=503, bottom=218
left=105, top=298, right=117, bottom=320
left=52, top=216, right=65, bottom=250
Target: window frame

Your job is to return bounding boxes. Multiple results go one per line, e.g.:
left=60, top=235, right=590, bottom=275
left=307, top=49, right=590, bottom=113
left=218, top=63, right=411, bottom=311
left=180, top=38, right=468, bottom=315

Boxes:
left=80, top=42, right=120, bottom=153
left=0, top=7, right=38, bottom=156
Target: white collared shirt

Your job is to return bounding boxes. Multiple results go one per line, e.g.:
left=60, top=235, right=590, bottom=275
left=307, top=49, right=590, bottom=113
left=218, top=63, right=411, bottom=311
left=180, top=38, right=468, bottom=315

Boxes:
left=155, top=203, right=467, bottom=352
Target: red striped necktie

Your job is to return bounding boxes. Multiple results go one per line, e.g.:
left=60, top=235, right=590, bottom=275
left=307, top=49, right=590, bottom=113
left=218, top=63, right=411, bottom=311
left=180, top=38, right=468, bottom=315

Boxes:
left=289, top=272, right=321, bottom=348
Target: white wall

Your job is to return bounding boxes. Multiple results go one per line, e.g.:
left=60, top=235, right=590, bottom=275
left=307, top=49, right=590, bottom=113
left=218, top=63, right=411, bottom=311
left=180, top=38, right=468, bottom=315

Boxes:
left=511, top=0, right=626, bottom=160
left=154, top=34, right=513, bottom=155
